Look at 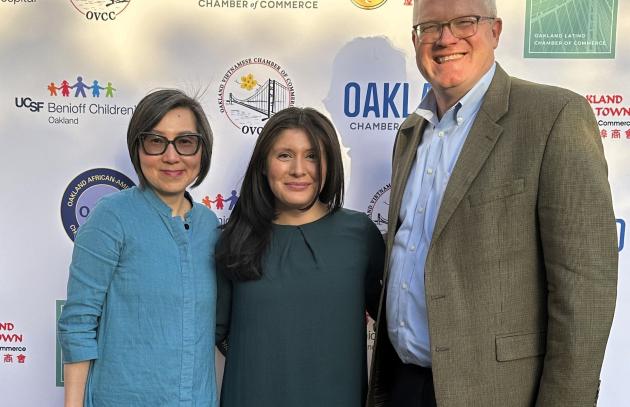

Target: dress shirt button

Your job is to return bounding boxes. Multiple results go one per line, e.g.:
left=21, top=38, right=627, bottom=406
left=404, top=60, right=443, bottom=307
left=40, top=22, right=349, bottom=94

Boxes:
left=399, top=321, right=405, bottom=327
left=438, top=131, right=445, bottom=137
left=409, top=245, right=416, bottom=252
left=427, top=168, right=434, bottom=175
left=417, top=207, right=425, bottom=214
left=402, top=283, right=408, bottom=290
left=457, top=116, right=463, bottom=124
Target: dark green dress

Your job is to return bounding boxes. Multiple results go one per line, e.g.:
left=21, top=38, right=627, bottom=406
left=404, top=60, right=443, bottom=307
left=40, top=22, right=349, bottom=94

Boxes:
left=217, top=208, right=385, bottom=407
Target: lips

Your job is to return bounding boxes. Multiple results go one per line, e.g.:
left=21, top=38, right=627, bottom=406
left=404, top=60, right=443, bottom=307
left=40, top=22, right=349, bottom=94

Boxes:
left=161, top=170, right=185, bottom=177
left=284, top=182, right=311, bottom=191
left=434, top=53, right=465, bottom=64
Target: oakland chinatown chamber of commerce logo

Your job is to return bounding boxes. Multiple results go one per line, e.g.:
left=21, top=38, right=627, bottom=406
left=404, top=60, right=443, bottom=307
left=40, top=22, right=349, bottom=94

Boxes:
left=366, top=184, right=390, bottom=235
left=60, top=168, right=135, bottom=241
left=218, top=58, right=295, bottom=136
left=351, top=0, right=386, bottom=10
left=70, top=0, right=131, bottom=21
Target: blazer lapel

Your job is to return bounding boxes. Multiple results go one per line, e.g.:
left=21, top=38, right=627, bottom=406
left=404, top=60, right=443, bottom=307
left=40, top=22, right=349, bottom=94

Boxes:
left=431, top=64, right=511, bottom=244
left=384, top=114, right=426, bottom=271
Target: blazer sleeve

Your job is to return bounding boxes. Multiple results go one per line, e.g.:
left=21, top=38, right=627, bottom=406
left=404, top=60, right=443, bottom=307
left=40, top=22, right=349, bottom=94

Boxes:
left=535, top=94, right=618, bottom=406
left=57, top=204, right=123, bottom=363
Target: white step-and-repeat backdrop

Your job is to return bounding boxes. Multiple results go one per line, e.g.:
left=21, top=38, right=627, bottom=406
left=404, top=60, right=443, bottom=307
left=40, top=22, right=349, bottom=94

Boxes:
left=1, top=0, right=628, bottom=405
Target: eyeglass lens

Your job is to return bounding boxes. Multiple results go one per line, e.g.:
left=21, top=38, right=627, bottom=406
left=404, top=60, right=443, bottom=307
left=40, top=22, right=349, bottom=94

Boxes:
left=142, top=134, right=200, bottom=155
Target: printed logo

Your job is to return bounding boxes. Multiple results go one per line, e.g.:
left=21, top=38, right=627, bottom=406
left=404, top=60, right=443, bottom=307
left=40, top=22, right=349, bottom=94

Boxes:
left=47, top=76, right=117, bottom=98
left=202, top=190, right=239, bottom=225
left=56, top=301, right=65, bottom=386
left=524, top=0, right=618, bottom=58
left=60, top=168, right=135, bottom=241
left=366, top=184, right=390, bottom=235
left=342, top=81, right=429, bottom=131
left=617, top=219, right=625, bottom=252
left=587, top=94, right=630, bottom=142
left=70, top=0, right=130, bottom=21
left=1, top=321, right=27, bottom=368
left=198, top=0, right=319, bottom=9
left=218, top=58, right=295, bottom=136
left=0, top=0, right=37, bottom=5
left=351, top=0, right=386, bottom=10
left=14, top=75, right=132, bottom=125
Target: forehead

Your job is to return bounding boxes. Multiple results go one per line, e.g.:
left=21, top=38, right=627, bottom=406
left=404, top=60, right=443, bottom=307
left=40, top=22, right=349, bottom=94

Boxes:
left=271, top=128, right=314, bottom=150
left=414, top=0, right=488, bottom=23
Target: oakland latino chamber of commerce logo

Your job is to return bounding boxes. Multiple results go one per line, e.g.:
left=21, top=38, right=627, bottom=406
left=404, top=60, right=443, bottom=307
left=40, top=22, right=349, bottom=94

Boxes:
left=218, top=58, right=295, bottom=136
left=70, top=0, right=131, bottom=21
left=351, top=0, right=387, bottom=10
left=366, top=184, right=390, bottom=235
left=524, top=0, right=618, bottom=58
left=60, top=168, right=135, bottom=241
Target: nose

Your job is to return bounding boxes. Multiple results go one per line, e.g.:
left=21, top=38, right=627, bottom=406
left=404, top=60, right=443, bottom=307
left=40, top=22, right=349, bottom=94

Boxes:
left=435, top=23, right=459, bottom=46
left=290, top=156, right=306, bottom=176
left=161, top=143, right=180, bottom=163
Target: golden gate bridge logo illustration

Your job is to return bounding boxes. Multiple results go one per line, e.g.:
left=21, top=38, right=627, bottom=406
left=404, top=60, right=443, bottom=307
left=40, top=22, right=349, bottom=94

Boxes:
left=218, top=58, right=296, bottom=135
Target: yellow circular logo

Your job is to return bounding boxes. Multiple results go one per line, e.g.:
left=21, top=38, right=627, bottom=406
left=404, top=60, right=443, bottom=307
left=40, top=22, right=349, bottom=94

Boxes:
left=351, top=0, right=387, bottom=10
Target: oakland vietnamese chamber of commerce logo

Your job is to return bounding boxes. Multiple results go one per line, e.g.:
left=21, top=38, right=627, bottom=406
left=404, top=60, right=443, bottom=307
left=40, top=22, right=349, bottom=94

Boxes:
left=70, top=0, right=131, bottom=21
left=524, top=0, right=618, bottom=58
left=351, top=0, right=386, bottom=10
left=60, top=168, right=135, bottom=241
left=218, top=57, right=295, bottom=136
left=366, top=184, right=390, bottom=235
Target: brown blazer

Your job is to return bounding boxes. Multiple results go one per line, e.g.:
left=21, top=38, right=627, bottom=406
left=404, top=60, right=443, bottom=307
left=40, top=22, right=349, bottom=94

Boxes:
left=367, top=65, right=618, bottom=407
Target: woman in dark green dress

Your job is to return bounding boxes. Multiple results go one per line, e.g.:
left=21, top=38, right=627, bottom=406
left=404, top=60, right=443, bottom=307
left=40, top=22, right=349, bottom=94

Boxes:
left=216, top=107, right=385, bottom=407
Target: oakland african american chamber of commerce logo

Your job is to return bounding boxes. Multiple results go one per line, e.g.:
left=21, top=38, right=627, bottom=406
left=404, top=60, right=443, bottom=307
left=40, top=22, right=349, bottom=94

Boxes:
left=351, top=0, right=387, bottom=10
left=524, top=0, right=618, bottom=58
left=218, top=58, right=295, bottom=136
left=366, top=184, right=390, bottom=235
left=60, top=168, right=135, bottom=241
left=70, top=0, right=131, bottom=21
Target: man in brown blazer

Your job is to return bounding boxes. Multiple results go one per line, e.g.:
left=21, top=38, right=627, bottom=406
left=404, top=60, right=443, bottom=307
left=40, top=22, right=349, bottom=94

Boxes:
left=367, top=0, right=618, bottom=406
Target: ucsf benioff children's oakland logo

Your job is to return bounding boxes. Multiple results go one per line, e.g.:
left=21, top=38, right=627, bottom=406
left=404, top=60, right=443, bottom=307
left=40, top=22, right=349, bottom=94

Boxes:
left=218, top=58, right=295, bottom=136
left=524, top=0, right=618, bottom=58
left=61, top=168, right=135, bottom=241
left=351, top=0, right=386, bottom=10
left=70, top=0, right=131, bottom=21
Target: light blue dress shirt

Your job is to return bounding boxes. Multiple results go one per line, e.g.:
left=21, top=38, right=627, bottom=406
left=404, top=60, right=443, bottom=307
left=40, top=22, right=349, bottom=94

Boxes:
left=386, top=64, right=496, bottom=367
left=58, top=186, right=219, bottom=407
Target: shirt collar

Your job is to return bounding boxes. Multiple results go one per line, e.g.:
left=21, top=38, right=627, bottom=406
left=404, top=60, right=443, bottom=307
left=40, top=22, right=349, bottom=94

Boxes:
left=415, top=62, right=496, bottom=127
left=139, top=186, right=194, bottom=218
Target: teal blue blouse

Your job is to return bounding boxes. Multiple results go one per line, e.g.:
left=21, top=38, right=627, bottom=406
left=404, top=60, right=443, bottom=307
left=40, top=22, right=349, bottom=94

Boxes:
left=58, top=186, right=219, bottom=407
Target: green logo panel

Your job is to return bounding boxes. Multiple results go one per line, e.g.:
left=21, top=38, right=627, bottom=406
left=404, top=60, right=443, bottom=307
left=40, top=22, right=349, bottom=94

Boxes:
left=524, top=0, right=618, bottom=58
left=56, top=300, right=65, bottom=387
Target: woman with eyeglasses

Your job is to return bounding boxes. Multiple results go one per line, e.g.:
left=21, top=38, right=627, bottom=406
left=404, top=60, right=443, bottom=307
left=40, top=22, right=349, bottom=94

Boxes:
left=58, top=89, right=220, bottom=407
left=215, top=107, right=385, bottom=407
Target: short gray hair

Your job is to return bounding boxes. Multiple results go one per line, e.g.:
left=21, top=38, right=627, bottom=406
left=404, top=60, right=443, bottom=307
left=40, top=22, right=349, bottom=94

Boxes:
left=413, top=0, right=498, bottom=24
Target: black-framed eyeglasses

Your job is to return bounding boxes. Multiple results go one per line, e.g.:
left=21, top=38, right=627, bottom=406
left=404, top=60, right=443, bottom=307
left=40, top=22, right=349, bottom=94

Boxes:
left=139, top=133, right=203, bottom=156
left=413, top=15, right=496, bottom=44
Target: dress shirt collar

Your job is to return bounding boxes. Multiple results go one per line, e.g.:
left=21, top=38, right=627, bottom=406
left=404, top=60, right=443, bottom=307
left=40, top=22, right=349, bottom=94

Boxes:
left=415, top=62, right=497, bottom=128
